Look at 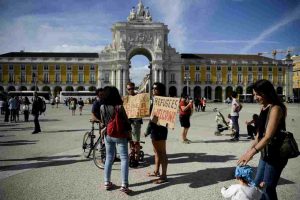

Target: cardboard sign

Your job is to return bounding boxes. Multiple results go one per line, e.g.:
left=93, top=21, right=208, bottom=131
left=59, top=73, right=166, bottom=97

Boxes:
left=123, top=93, right=150, bottom=118
left=150, top=96, right=180, bottom=129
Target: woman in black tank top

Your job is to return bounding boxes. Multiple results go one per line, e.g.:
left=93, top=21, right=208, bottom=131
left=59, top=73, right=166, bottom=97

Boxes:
left=237, top=79, right=288, bottom=200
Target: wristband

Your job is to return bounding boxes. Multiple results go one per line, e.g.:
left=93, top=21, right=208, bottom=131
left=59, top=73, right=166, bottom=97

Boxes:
left=253, top=147, right=259, bottom=153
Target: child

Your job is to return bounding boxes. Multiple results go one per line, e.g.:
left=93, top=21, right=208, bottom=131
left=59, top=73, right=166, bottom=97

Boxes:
left=245, top=114, right=259, bottom=140
left=221, top=165, right=262, bottom=200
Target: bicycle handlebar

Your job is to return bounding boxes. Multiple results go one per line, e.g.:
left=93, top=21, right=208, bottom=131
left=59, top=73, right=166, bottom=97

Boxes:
left=89, top=119, right=100, bottom=124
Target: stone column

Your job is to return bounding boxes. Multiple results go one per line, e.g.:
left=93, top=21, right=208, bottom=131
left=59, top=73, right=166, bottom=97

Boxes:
left=116, top=69, right=122, bottom=93
left=111, top=69, right=115, bottom=86
left=122, top=68, right=127, bottom=95
left=159, top=69, right=163, bottom=83
left=154, top=69, right=158, bottom=82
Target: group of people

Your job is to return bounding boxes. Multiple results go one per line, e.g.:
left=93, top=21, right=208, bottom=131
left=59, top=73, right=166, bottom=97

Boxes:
left=90, top=79, right=290, bottom=199
left=194, top=97, right=207, bottom=112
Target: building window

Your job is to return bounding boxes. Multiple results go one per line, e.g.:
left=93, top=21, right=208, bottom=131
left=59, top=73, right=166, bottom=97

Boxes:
left=184, top=65, right=189, bottom=71
left=0, top=65, right=2, bottom=70
left=227, top=73, right=232, bottom=83
left=268, top=67, right=272, bottom=72
left=78, top=73, right=84, bottom=83
left=55, top=73, right=61, bottom=82
left=238, top=66, right=242, bottom=71
left=9, top=64, right=14, bottom=71
left=278, top=67, right=282, bottom=72
left=32, top=64, right=37, bottom=71
left=258, top=67, right=262, bottom=72
left=55, top=64, right=60, bottom=71
left=268, top=74, right=273, bottom=81
left=195, top=73, right=200, bottom=82
left=248, top=74, right=253, bottom=83
left=44, top=64, right=49, bottom=71
left=248, top=67, right=252, bottom=72
left=67, top=72, right=72, bottom=83
left=217, top=73, right=222, bottom=82
left=206, top=73, right=211, bottom=82
left=238, top=74, right=242, bottom=83
left=206, top=65, right=210, bottom=71
left=0, top=72, right=2, bottom=82
left=67, top=65, right=72, bottom=71
left=258, top=73, right=262, bottom=80
left=195, top=65, right=200, bottom=71
left=21, top=64, right=26, bottom=71
left=90, top=73, right=95, bottom=83
left=90, top=65, right=95, bottom=71
left=228, top=66, right=231, bottom=71
left=278, top=75, right=283, bottom=83
left=21, top=72, right=26, bottom=83
left=217, top=65, right=221, bottom=71
left=170, top=73, right=175, bottom=83
left=9, top=72, right=14, bottom=83
left=79, top=65, right=84, bottom=71
left=43, top=72, right=49, bottom=83
left=104, top=73, right=109, bottom=82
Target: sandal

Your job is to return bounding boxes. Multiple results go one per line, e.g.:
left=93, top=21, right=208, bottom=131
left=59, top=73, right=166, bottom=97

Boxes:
left=120, top=186, right=132, bottom=194
left=104, top=182, right=114, bottom=190
left=153, top=177, right=168, bottom=184
left=147, top=171, right=160, bottom=177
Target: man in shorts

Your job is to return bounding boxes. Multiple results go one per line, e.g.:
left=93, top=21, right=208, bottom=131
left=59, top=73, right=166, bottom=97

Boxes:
left=126, top=82, right=143, bottom=161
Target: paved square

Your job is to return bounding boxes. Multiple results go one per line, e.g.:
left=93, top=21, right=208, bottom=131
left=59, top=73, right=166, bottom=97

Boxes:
left=0, top=103, right=299, bottom=199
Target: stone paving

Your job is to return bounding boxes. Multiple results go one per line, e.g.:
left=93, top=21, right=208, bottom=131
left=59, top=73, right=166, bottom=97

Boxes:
left=0, top=103, right=299, bottom=200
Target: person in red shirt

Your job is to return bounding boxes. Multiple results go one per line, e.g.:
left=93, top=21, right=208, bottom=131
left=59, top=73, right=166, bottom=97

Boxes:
left=179, top=94, right=193, bottom=144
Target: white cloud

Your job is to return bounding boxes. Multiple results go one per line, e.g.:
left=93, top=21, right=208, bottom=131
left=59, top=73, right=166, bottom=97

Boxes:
left=193, top=39, right=278, bottom=44
left=240, top=4, right=300, bottom=53
left=130, top=65, right=150, bottom=85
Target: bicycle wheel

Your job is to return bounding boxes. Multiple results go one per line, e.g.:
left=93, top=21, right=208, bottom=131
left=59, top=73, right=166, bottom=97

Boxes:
left=82, top=131, right=92, bottom=158
left=93, top=138, right=106, bottom=169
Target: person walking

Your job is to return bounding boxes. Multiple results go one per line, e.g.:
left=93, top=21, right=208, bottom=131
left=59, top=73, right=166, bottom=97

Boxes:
left=238, top=79, right=288, bottom=200
left=23, top=97, right=31, bottom=122
left=230, top=91, right=242, bottom=141
left=0, top=98, right=4, bottom=115
left=145, top=82, right=168, bottom=184
left=78, top=98, right=84, bottom=115
left=31, top=92, right=42, bottom=134
left=100, top=86, right=132, bottom=193
left=179, top=94, right=193, bottom=144
left=70, top=98, right=77, bottom=116
left=8, top=97, right=17, bottom=122
left=55, top=96, right=59, bottom=108
left=126, top=82, right=143, bottom=165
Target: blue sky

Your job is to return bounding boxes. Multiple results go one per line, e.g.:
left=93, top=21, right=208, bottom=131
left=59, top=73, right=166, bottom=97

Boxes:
left=0, top=0, right=300, bottom=83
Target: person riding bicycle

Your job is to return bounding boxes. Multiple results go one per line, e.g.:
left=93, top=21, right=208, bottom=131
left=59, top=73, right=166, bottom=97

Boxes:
left=125, top=82, right=143, bottom=167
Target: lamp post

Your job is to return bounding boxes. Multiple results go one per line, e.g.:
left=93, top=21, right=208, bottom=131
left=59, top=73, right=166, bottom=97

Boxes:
left=184, top=73, right=190, bottom=97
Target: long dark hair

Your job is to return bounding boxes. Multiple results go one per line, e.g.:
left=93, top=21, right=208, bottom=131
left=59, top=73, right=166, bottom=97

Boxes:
left=102, top=86, right=123, bottom=106
left=252, top=79, right=286, bottom=116
left=153, top=82, right=166, bottom=96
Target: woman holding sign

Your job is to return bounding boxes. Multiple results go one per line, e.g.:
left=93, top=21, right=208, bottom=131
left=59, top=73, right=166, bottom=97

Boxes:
left=145, top=82, right=168, bottom=184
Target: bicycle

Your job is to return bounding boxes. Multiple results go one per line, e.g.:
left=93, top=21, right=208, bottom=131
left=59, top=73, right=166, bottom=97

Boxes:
left=82, top=119, right=106, bottom=169
left=129, top=141, right=145, bottom=168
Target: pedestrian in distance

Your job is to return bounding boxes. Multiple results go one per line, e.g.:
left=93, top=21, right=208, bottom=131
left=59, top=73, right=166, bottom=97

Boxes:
left=221, top=165, right=262, bottom=200
left=100, top=86, right=132, bottom=194
left=70, top=98, right=77, bottom=116
left=238, top=79, right=288, bottom=200
left=23, top=97, right=31, bottom=122
left=55, top=96, right=59, bottom=108
left=245, top=114, right=259, bottom=140
left=31, top=92, right=43, bottom=134
left=230, top=91, right=242, bottom=141
left=78, top=98, right=84, bottom=115
left=179, top=94, right=193, bottom=144
left=145, top=82, right=169, bottom=184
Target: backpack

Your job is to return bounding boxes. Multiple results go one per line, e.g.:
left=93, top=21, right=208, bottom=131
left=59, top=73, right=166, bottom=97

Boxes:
left=40, top=100, right=46, bottom=113
left=106, top=106, right=129, bottom=138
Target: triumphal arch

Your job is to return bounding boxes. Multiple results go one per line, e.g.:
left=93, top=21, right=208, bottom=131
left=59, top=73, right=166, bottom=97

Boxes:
left=98, top=0, right=181, bottom=96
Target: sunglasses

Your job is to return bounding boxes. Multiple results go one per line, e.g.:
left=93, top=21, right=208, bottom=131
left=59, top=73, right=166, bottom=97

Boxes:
left=152, top=87, right=158, bottom=90
left=127, top=88, right=134, bottom=91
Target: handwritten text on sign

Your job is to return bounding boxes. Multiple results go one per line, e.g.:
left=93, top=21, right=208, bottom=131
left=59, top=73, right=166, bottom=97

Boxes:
left=123, top=93, right=150, bottom=118
left=151, top=96, right=180, bottom=129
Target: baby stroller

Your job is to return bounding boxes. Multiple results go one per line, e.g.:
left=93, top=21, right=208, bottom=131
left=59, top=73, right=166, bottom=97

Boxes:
left=129, top=141, right=145, bottom=168
left=213, top=108, right=235, bottom=136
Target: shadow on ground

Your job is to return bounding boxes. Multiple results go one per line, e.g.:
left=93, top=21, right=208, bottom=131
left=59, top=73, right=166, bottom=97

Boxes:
left=0, top=140, right=38, bottom=146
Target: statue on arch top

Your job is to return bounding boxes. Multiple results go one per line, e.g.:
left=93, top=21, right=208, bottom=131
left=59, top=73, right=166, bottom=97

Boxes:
left=137, top=0, right=145, bottom=17
left=127, top=7, right=136, bottom=21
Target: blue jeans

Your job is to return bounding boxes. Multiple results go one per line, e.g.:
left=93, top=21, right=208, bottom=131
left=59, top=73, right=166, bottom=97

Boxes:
left=104, top=135, right=129, bottom=186
left=231, top=116, right=239, bottom=138
left=254, top=158, right=288, bottom=200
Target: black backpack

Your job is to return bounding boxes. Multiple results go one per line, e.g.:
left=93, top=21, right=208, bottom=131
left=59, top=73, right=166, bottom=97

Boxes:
left=40, top=100, right=46, bottom=113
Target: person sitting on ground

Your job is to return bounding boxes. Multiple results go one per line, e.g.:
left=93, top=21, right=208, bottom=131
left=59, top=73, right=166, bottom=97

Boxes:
left=245, top=114, right=259, bottom=140
left=221, top=165, right=262, bottom=200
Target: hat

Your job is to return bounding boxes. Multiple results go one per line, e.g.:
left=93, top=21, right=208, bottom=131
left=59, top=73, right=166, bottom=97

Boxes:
left=235, top=165, right=254, bottom=186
